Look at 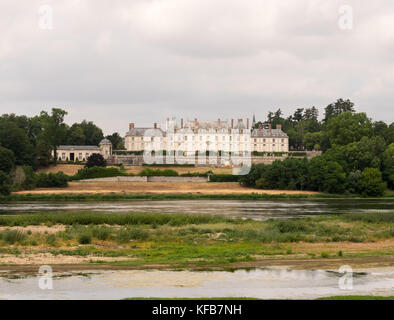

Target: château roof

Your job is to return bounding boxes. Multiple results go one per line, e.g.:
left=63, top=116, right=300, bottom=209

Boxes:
left=58, top=145, right=100, bottom=151
left=125, top=128, right=166, bottom=137
left=251, top=129, right=288, bottom=138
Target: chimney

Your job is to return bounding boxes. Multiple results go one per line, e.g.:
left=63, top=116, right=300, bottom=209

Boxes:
left=258, top=123, right=262, bottom=131
left=247, top=118, right=249, bottom=129
left=129, top=123, right=134, bottom=131
left=154, top=123, right=157, bottom=129
left=268, top=123, right=272, bottom=134
left=181, top=118, right=184, bottom=129
left=276, top=124, right=282, bottom=130
left=231, top=119, right=234, bottom=129
left=218, top=118, right=221, bottom=127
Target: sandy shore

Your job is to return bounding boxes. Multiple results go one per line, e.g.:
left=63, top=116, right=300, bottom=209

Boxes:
left=15, top=182, right=318, bottom=195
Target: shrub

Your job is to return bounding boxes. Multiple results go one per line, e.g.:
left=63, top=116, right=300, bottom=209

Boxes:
left=72, top=166, right=125, bottom=180
left=358, top=168, right=387, bottom=197
left=1, top=229, right=26, bottom=244
left=85, top=153, right=106, bottom=168
left=209, top=174, right=239, bottom=182
left=91, top=226, right=112, bottom=240
left=36, top=172, right=68, bottom=188
left=78, top=233, right=92, bottom=244
left=115, top=227, right=149, bottom=243
left=138, top=168, right=178, bottom=176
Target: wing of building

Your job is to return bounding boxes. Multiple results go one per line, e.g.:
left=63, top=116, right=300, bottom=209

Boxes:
left=54, top=139, right=113, bottom=162
left=125, top=118, right=288, bottom=153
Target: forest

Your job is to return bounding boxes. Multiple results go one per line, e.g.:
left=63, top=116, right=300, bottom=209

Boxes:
left=242, top=99, right=393, bottom=196
left=0, top=99, right=393, bottom=196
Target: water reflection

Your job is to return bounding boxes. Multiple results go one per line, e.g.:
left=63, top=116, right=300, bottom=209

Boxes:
left=1, top=268, right=393, bottom=300
left=0, top=199, right=393, bottom=220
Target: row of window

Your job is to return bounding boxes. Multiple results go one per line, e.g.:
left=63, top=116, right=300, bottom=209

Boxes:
left=61, top=152, right=92, bottom=161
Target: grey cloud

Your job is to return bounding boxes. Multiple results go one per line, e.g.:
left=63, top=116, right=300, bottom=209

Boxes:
left=0, top=0, right=393, bottom=135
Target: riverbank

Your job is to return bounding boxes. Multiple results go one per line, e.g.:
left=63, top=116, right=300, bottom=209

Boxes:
left=0, top=212, right=393, bottom=272
left=2, top=192, right=393, bottom=202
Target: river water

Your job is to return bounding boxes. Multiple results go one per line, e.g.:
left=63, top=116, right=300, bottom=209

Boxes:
left=1, top=199, right=393, bottom=299
left=0, top=199, right=393, bottom=220
left=1, top=267, right=394, bottom=300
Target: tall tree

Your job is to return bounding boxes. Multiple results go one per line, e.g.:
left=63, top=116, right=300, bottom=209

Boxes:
left=40, top=108, right=68, bottom=165
left=324, top=98, right=355, bottom=123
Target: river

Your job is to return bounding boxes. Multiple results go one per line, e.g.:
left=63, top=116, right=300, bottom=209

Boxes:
left=1, top=267, right=394, bottom=300
left=0, top=199, right=393, bottom=220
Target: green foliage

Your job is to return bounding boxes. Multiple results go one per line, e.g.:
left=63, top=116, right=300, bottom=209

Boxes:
left=78, top=232, right=92, bottom=244
left=115, top=227, right=149, bottom=242
left=0, top=120, right=35, bottom=166
left=138, top=168, right=179, bottom=176
left=209, top=174, right=239, bottom=182
left=72, top=166, right=126, bottom=180
left=357, top=168, right=386, bottom=197
left=326, top=112, right=373, bottom=146
left=40, top=108, right=68, bottom=165
left=308, top=156, right=346, bottom=193
left=85, top=153, right=106, bottom=168
left=36, top=172, right=68, bottom=188
left=0, top=171, right=11, bottom=195
left=1, top=229, right=26, bottom=244
left=106, top=132, right=125, bottom=150
left=0, top=146, right=15, bottom=173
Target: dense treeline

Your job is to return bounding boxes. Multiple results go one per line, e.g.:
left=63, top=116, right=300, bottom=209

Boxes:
left=244, top=99, right=393, bottom=196
left=0, top=108, right=124, bottom=195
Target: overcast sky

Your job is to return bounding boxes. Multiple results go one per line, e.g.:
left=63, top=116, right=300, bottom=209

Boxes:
left=0, top=0, right=393, bottom=135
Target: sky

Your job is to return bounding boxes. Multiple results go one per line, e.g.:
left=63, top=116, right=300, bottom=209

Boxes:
left=0, top=0, right=393, bottom=135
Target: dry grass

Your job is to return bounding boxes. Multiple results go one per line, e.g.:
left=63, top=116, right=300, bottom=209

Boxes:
left=15, top=182, right=318, bottom=195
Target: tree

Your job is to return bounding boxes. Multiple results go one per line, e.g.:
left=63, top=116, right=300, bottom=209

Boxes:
left=324, top=98, right=355, bottom=122
left=79, top=120, right=104, bottom=145
left=0, top=146, right=15, bottom=174
left=304, top=132, right=324, bottom=151
left=85, top=153, right=106, bottom=168
left=308, top=156, right=346, bottom=193
left=326, top=112, right=373, bottom=146
left=0, top=120, right=35, bottom=166
left=358, top=168, right=386, bottom=197
left=0, top=170, right=11, bottom=196
left=106, top=132, right=125, bottom=150
left=293, top=108, right=304, bottom=122
left=40, top=108, right=68, bottom=165
left=382, top=143, right=394, bottom=189
left=67, top=125, right=86, bottom=145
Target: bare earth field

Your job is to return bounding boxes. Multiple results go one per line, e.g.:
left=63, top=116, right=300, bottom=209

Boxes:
left=38, top=164, right=232, bottom=176
left=15, top=182, right=318, bottom=195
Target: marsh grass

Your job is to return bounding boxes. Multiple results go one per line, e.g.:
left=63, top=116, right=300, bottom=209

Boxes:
left=0, top=211, right=393, bottom=268
left=0, top=229, right=26, bottom=244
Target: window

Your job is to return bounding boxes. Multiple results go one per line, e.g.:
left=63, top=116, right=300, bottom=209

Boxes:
left=79, top=153, right=82, bottom=160
left=86, top=153, right=89, bottom=158
left=263, top=139, right=266, bottom=143
left=254, top=138, right=257, bottom=142
left=62, top=153, right=66, bottom=160
left=273, top=139, right=275, bottom=143
left=281, top=139, right=284, bottom=143
left=273, top=144, right=275, bottom=147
